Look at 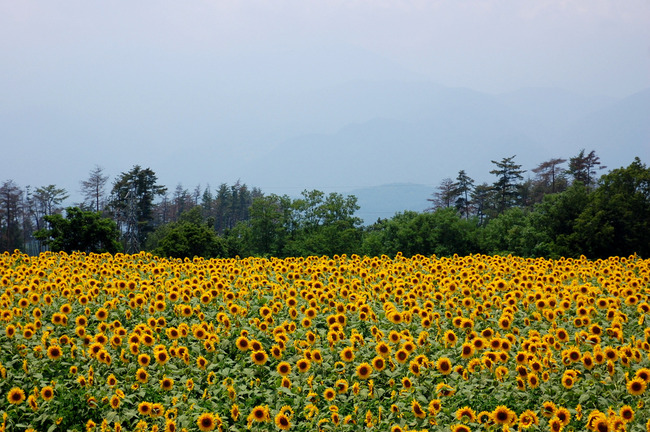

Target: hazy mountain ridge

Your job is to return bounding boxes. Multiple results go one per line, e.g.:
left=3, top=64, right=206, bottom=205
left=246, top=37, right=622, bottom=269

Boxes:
left=236, top=83, right=649, bottom=222
left=2, top=79, right=647, bottom=222
left=348, top=183, right=433, bottom=224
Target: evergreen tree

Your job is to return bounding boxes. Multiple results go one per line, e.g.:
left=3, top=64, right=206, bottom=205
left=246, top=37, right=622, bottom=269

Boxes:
left=0, top=180, right=24, bottom=252
left=427, top=178, right=458, bottom=210
left=108, top=165, right=167, bottom=248
left=454, top=170, right=475, bottom=219
left=572, top=157, right=649, bottom=258
left=490, top=155, right=526, bottom=214
left=80, top=165, right=109, bottom=212
left=568, top=149, right=605, bottom=190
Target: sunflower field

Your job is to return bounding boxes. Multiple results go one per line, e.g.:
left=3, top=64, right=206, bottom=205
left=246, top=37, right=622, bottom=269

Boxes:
left=1, top=250, right=650, bottom=432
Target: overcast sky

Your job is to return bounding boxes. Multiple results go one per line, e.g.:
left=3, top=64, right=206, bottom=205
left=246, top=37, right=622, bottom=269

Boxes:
left=2, top=0, right=649, bottom=199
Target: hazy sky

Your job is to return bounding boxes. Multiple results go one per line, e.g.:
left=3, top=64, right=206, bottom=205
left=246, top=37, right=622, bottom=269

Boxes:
left=2, top=0, right=649, bottom=200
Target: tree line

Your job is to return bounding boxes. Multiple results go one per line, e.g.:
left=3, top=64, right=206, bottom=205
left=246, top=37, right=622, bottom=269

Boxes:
left=1, top=150, right=648, bottom=259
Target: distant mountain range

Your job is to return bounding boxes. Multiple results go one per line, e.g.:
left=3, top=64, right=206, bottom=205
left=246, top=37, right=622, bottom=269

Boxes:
left=2, top=75, right=648, bottom=223
left=349, top=183, right=433, bottom=224
left=228, top=83, right=648, bottom=223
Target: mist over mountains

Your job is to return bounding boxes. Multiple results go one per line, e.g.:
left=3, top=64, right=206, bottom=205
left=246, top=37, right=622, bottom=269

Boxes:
left=224, top=82, right=648, bottom=222
left=3, top=75, right=648, bottom=224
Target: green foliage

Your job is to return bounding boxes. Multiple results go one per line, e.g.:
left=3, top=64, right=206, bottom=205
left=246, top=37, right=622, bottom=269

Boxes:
left=285, top=190, right=363, bottom=257
left=571, top=157, right=650, bottom=258
left=362, top=208, right=479, bottom=258
left=152, top=209, right=227, bottom=259
left=108, top=165, right=167, bottom=246
left=0, top=179, right=23, bottom=252
left=528, top=183, right=590, bottom=258
left=490, top=155, right=526, bottom=214
left=33, top=207, right=121, bottom=253
left=481, top=208, right=548, bottom=257
left=247, top=194, right=293, bottom=257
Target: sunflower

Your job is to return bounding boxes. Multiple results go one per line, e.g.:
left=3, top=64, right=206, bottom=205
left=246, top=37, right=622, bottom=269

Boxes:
left=388, top=330, right=401, bottom=343
left=196, top=356, right=208, bottom=369
left=372, top=356, right=387, bottom=372
left=555, top=407, right=570, bottom=426
left=610, top=416, right=625, bottom=431
left=581, top=352, right=595, bottom=370
left=197, top=413, right=216, bottom=431
left=235, top=336, right=250, bottom=351
left=106, top=374, right=118, bottom=387
left=477, top=411, right=492, bottom=425
left=376, top=342, right=391, bottom=357
left=411, top=400, right=426, bottom=419
left=518, top=410, right=538, bottom=429
left=323, top=387, right=336, bottom=401
left=340, top=347, right=355, bottom=362
left=231, top=404, right=240, bottom=421
left=95, top=308, right=108, bottom=321
left=41, top=386, right=54, bottom=401
left=249, top=339, right=263, bottom=351
left=450, top=425, right=471, bottom=432
left=28, top=394, right=38, bottom=411
left=160, top=377, right=174, bottom=391
left=561, top=374, right=575, bottom=389
left=248, top=405, right=270, bottom=423
left=154, top=349, right=169, bottom=365
left=492, top=405, right=515, bottom=425
left=110, top=395, right=120, bottom=409
left=635, top=368, right=650, bottom=383
left=604, top=346, right=618, bottom=362
left=619, top=405, right=634, bottom=423
left=7, top=387, right=25, bottom=405
left=455, top=406, right=477, bottom=423
left=165, top=419, right=177, bottom=432
left=591, top=417, right=609, bottom=432
left=311, top=349, right=323, bottom=363
left=515, top=377, right=526, bottom=391
left=151, top=403, right=164, bottom=418
left=136, top=368, right=149, bottom=383
left=395, top=349, right=409, bottom=364
left=402, top=341, right=416, bottom=354
left=627, top=377, right=647, bottom=395
left=47, top=345, right=63, bottom=360
left=405, top=360, right=420, bottom=376
left=251, top=350, right=268, bottom=366
left=296, top=358, right=311, bottom=373
left=138, top=401, right=152, bottom=416
left=335, top=379, right=349, bottom=394
left=277, top=361, right=291, bottom=376
left=472, top=337, right=486, bottom=350
left=138, top=354, right=151, bottom=367
left=5, top=324, right=16, bottom=338
left=460, top=343, right=475, bottom=359
left=436, top=357, right=452, bottom=375
left=436, top=382, right=456, bottom=397
left=356, top=362, right=373, bottom=380
left=270, top=345, right=283, bottom=360
left=548, top=417, right=563, bottom=432
left=541, top=401, right=557, bottom=418
left=495, top=366, right=508, bottom=382
left=443, top=330, right=458, bottom=346
left=275, top=412, right=291, bottom=430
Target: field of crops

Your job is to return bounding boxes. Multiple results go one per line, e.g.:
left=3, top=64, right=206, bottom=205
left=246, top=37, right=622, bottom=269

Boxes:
left=1, top=251, right=649, bottom=432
